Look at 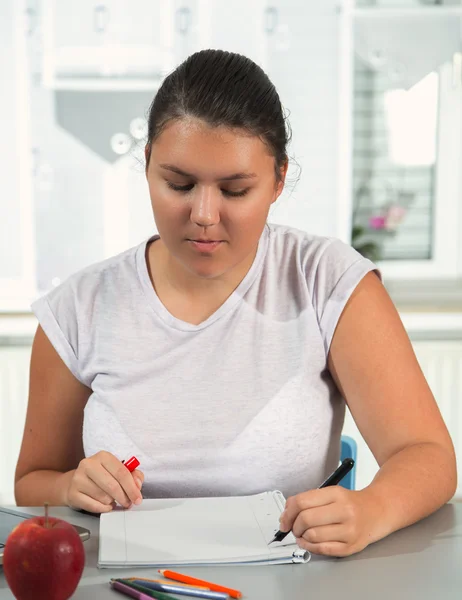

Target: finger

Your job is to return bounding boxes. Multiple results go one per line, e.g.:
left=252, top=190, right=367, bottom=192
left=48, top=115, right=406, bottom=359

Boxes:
left=291, top=504, right=345, bottom=538
left=300, top=524, right=350, bottom=545
left=87, top=463, right=133, bottom=508
left=296, top=538, right=353, bottom=558
left=68, top=491, right=115, bottom=514
left=101, top=455, right=143, bottom=505
left=76, top=477, right=119, bottom=507
left=280, top=489, right=340, bottom=531
left=132, top=469, right=145, bottom=490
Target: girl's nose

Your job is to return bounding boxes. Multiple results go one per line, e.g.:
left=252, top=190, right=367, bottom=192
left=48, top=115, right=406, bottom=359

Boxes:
left=190, top=187, right=221, bottom=227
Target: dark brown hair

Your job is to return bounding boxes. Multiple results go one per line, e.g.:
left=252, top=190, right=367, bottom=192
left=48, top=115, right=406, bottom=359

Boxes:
left=145, top=49, right=291, bottom=181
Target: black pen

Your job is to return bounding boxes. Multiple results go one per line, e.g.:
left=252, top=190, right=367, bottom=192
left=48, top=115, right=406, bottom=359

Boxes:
left=269, top=458, right=355, bottom=544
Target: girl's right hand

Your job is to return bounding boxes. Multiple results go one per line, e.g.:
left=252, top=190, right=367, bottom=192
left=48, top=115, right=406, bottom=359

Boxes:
left=64, top=451, right=144, bottom=513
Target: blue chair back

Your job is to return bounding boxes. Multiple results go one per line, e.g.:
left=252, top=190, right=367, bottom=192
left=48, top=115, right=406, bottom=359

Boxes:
left=340, top=435, right=357, bottom=490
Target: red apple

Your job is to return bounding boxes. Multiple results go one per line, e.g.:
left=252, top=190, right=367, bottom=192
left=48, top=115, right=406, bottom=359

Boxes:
left=3, top=507, right=85, bottom=600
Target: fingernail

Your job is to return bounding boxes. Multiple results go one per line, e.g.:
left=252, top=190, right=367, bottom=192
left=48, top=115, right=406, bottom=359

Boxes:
left=135, top=477, right=142, bottom=489
left=134, top=497, right=142, bottom=505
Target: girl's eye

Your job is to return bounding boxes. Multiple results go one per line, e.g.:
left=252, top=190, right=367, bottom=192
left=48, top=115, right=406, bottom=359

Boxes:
left=223, top=189, right=249, bottom=198
left=166, top=181, right=249, bottom=198
left=167, top=182, right=194, bottom=192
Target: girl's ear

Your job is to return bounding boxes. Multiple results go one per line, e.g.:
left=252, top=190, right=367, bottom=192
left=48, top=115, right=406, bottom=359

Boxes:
left=274, top=160, right=289, bottom=199
left=145, top=144, right=151, bottom=173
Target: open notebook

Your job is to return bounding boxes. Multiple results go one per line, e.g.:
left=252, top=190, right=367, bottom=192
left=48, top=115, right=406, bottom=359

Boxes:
left=98, top=490, right=310, bottom=567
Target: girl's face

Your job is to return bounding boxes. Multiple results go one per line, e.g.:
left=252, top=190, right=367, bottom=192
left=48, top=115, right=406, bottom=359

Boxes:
left=145, top=117, right=287, bottom=280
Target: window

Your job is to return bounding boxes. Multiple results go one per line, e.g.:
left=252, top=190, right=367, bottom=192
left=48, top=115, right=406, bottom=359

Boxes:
left=349, top=2, right=462, bottom=280
left=352, top=63, right=439, bottom=263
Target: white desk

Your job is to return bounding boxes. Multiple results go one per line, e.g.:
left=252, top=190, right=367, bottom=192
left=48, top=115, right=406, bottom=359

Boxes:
left=1, top=503, right=461, bottom=599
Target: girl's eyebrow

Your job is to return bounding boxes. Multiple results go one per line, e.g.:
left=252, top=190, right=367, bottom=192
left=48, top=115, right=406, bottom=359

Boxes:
left=159, top=163, right=257, bottom=181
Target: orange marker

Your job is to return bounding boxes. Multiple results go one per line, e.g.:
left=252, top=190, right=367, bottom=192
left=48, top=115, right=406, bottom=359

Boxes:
left=158, top=569, right=242, bottom=599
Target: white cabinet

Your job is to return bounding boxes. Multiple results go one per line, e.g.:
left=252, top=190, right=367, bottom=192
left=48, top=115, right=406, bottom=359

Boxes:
left=206, top=0, right=268, bottom=69
left=0, top=0, right=35, bottom=310
left=42, top=0, right=176, bottom=89
left=172, top=0, right=268, bottom=67
left=172, top=0, right=202, bottom=64
left=354, top=5, right=462, bottom=90
left=0, top=344, right=32, bottom=506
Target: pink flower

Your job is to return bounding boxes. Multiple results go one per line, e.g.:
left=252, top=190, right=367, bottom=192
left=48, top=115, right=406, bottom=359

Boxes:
left=369, top=216, right=387, bottom=230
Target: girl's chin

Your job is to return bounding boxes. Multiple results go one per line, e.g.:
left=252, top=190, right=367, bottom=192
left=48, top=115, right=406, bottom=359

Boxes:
left=182, top=258, right=228, bottom=280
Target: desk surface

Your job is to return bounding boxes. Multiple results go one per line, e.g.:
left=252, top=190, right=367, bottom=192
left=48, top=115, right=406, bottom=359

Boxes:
left=1, top=503, right=461, bottom=599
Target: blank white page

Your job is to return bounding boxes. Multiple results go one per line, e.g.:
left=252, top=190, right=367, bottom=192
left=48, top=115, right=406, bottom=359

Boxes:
left=98, top=492, right=308, bottom=567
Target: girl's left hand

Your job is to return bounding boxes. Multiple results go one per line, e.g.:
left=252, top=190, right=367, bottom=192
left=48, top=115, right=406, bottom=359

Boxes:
left=278, top=486, right=385, bottom=557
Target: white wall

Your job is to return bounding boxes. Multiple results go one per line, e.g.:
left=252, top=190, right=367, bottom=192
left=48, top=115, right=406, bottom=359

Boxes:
left=264, top=0, right=347, bottom=239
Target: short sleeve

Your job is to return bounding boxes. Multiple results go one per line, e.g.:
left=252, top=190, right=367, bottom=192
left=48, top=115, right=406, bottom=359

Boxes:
left=31, top=280, right=86, bottom=385
left=311, top=238, right=382, bottom=357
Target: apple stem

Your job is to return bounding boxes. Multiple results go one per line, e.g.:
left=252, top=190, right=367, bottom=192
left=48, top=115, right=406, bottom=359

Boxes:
left=44, top=502, right=49, bottom=528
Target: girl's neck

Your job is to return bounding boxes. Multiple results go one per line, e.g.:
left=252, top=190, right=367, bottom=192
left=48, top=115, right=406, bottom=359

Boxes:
left=145, top=238, right=257, bottom=325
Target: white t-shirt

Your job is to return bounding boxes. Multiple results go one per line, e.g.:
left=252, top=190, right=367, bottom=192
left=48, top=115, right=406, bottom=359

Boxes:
left=31, top=223, right=380, bottom=499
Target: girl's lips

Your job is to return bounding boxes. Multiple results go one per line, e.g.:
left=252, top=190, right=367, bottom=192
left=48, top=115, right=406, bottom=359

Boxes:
left=189, top=240, right=223, bottom=253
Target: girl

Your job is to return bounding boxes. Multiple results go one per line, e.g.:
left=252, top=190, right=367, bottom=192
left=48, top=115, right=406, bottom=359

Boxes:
left=14, top=49, right=456, bottom=557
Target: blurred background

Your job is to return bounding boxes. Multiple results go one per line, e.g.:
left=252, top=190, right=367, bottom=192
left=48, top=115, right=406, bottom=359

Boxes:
left=1, top=0, right=461, bottom=504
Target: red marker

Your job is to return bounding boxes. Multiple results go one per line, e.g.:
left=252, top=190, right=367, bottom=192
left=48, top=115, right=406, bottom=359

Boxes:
left=122, top=456, right=140, bottom=472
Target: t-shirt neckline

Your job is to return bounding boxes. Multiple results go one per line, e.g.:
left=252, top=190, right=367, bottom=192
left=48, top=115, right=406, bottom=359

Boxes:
left=135, top=226, right=270, bottom=332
